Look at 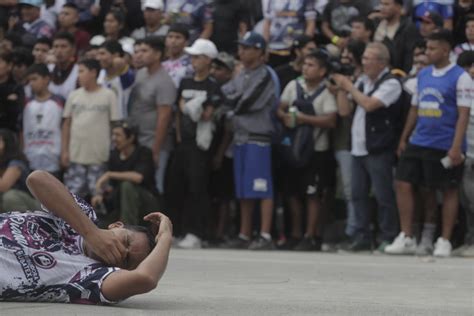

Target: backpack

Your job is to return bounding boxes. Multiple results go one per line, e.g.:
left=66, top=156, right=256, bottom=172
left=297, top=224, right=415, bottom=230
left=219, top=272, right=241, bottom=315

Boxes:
left=276, top=81, right=326, bottom=168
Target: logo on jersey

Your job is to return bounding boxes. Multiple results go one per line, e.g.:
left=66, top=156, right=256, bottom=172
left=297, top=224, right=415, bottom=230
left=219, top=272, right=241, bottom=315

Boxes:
left=32, top=252, right=57, bottom=269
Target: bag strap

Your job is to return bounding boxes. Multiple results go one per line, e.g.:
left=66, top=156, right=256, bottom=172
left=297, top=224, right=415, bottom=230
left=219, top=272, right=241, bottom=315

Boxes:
left=234, top=68, right=272, bottom=115
left=295, top=80, right=326, bottom=104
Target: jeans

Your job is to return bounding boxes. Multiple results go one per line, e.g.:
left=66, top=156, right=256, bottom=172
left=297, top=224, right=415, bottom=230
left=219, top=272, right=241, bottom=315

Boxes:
left=335, top=150, right=356, bottom=237
left=461, top=157, right=474, bottom=245
left=155, top=150, right=170, bottom=194
left=351, top=152, right=399, bottom=242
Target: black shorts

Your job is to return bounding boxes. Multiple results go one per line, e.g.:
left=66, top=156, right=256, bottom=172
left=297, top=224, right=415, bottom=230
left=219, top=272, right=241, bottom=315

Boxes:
left=279, top=151, right=336, bottom=197
left=395, top=144, right=464, bottom=189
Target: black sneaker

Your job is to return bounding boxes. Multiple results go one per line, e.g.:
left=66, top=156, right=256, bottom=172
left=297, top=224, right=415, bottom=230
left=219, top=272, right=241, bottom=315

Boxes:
left=344, top=237, right=371, bottom=252
left=294, top=237, right=322, bottom=251
left=277, top=237, right=302, bottom=250
left=248, top=236, right=275, bottom=250
left=221, top=236, right=250, bottom=249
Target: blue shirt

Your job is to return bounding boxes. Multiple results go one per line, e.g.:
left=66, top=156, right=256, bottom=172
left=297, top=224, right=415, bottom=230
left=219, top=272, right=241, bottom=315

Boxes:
left=410, top=64, right=468, bottom=151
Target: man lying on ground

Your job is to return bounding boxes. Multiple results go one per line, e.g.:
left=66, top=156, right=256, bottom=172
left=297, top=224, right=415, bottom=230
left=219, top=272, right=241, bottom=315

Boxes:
left=0, top=170, right=172, bottom=304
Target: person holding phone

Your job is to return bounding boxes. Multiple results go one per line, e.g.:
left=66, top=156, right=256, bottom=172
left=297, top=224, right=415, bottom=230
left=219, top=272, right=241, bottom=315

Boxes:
left=385, top=30, right=472, bottom=257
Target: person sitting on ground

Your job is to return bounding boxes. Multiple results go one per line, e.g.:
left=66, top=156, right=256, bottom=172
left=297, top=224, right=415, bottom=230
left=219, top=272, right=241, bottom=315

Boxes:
left=0, top=170, right=172, bottom=304
left=92, top=122, right=159, bottom=226
left=0, top=128, right=40, bottom=213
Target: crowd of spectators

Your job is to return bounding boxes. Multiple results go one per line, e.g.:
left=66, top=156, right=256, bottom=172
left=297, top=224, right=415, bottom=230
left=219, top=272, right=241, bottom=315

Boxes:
left=0, top=0, right=473, bottom=258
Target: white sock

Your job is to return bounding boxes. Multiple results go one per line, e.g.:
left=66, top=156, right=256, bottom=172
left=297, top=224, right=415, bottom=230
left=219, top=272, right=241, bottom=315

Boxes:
left=421, top=223, right=436, bottom=244
left=238, top=233, right=250, bottom=241
left=260, top=232, right=272, bottom=241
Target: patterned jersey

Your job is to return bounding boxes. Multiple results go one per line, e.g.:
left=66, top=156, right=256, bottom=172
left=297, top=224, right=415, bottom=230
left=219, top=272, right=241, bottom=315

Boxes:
left=164, top=0, right=213, bottom=42
left=0, top=194, right=120, bottom=304
left=262, top=0, right=317, bottom=52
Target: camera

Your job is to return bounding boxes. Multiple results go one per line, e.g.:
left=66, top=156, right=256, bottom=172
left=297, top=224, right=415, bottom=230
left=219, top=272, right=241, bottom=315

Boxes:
left=329, top=59, right=355, bottom=76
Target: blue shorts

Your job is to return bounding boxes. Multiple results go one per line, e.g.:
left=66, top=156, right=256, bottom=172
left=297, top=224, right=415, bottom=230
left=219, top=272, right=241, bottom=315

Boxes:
left=233, top=143, right=273, bottom=199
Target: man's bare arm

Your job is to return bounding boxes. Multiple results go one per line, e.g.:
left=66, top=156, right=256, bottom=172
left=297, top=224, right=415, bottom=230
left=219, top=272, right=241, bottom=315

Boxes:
left=101, top=212, right=173, bottom=301
left=26, top=171, right=126, bottom=265
left=153, top=105, right=173, bottom=164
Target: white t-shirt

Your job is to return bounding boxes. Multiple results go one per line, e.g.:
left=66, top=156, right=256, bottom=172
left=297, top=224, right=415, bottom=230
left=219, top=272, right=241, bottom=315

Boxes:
left=351, top=68, right=402, bottom=156
left=162, top=54, right=194, bottom=88
left=48, top=63, right=79, bottom=101
left=280, top=78, right=338, bottom=151
left=0, top=194, right=119, bottom=304
left=63, top=87, right=121, bottom=165
left=23, top=95, right=64, bottom=172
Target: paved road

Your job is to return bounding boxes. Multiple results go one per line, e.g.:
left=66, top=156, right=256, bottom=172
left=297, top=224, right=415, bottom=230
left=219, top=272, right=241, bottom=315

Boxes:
left=2, top=249, right=473, bottom=315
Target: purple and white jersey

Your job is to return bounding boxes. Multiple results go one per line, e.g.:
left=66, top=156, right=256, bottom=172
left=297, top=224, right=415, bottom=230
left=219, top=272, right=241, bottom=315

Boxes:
left=262, top=0, right=317, bottom=51
left=0, top=194, right=119, bottom=304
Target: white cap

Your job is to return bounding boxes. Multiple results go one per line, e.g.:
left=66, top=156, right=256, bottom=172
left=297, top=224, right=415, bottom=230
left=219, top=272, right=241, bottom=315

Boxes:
left=184, top=39, right=218, bottom=59
left=142, top=0, right=164, bottom=10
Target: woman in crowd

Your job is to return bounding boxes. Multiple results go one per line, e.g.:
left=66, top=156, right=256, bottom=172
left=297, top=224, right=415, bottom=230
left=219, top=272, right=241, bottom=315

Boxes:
left=0, top=128, right=39, bottom=212
left=90, top=9, right=135, bottom=55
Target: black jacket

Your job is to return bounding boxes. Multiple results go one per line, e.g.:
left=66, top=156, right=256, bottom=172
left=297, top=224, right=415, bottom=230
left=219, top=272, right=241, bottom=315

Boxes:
left=380, top=17, right=421, bottom=73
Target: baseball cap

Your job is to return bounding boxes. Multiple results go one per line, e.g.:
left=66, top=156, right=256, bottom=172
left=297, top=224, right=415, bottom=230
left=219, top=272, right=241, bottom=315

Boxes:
left=213, top=52, right=236, bottom=70
left=19, top=0, right=43, bottom=7
left=292, top=34, right=314, bottom=49
left=238, top=31, right=266, bottom=50
left=185, top=39, right=218, bottom=59
left=142, top=0, right=163, bottom=10
left=418, top=11, right=444, bottom=28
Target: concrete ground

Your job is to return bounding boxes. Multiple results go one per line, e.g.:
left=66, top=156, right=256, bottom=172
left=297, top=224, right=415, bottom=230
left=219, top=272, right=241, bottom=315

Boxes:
left=2, top=249, right=473, bottom=316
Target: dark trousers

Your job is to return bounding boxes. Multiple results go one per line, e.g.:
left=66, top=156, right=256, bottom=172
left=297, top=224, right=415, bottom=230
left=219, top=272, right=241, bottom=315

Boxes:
left=166, top=143, right=210, bottom=239
left=351, top=152, right=399, bottom=243
left=118, top=181, right=159, bottom=226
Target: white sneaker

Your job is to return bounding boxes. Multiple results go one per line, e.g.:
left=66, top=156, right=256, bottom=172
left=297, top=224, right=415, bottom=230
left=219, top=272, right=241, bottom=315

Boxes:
left=177, top=233, right=202, bottom=249
left=433, top=237, right=452, bottom=257
left=385, top=232, right=416, bottom=255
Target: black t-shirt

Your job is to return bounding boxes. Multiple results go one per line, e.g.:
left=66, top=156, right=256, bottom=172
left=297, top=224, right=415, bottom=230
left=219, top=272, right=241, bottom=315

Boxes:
left=177, top=76, right=222, bottom=144
left=108, top=146, right=156, bottom=193
left=0, top=77, right=24, bottom=133
left=211, top=0, right=249, bottom=54
left=275, top=63, right=301, bottom=94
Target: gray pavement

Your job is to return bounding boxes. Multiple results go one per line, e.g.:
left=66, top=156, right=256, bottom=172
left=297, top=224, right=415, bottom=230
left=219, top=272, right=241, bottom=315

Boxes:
left=1, top=249, right=473, bottom=316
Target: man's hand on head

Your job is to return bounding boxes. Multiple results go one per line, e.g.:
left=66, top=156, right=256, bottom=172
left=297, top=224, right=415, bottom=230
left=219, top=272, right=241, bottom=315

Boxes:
left=84, top=229, right=127, bottom=266
left=144, top=212, right=173, bottom=243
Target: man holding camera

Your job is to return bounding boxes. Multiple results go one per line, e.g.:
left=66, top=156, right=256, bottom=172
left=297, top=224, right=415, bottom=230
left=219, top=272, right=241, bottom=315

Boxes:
left=332, top=42, right=401, bottom=252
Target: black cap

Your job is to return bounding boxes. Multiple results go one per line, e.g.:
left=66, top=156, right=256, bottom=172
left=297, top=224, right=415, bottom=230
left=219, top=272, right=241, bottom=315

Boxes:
left=418, top=11, right=444, bottom=28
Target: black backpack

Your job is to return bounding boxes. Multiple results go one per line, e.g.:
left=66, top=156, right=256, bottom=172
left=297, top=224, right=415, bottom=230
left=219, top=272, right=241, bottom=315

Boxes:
left=277, top=81, right=326, bottom=168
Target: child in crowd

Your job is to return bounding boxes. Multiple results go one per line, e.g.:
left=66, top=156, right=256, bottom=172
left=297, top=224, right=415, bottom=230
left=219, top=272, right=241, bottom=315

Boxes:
left=61, top=59, right=121, bottom=200
left=23, top=63, right=63, bottom=178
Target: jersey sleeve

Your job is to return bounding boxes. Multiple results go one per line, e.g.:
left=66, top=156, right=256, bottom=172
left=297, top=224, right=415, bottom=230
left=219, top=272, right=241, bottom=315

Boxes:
left=41, top=193, right=98, bottom=224
left=67, top=263, right=121, bottom=305
left=456, top=72, right=473, bottom=108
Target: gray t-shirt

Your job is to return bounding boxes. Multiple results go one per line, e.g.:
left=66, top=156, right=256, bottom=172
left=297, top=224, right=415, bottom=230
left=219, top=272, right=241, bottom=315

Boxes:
left=128, top=67, right=177, bottom=151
